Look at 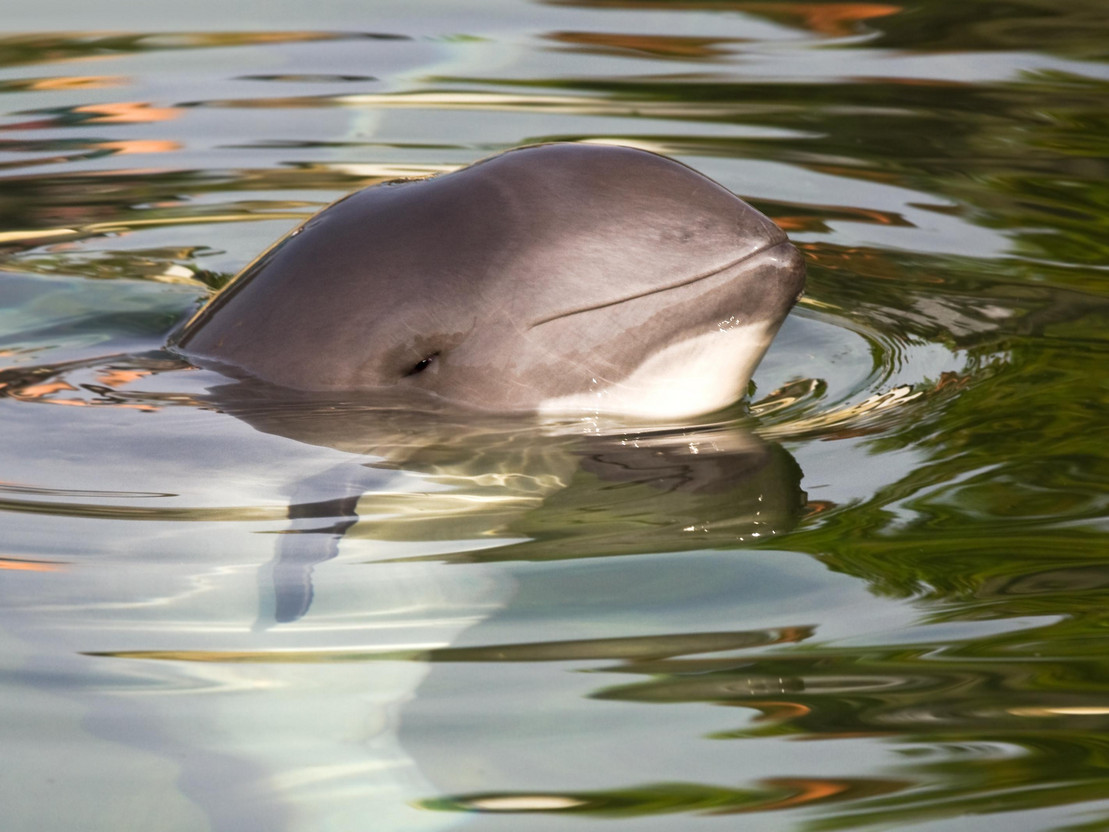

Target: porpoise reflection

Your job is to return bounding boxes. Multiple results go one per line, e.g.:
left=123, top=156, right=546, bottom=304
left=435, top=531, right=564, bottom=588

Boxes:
left=197, top=390, right=807, bottom=624
left=172, top=142, right=805, bottom=419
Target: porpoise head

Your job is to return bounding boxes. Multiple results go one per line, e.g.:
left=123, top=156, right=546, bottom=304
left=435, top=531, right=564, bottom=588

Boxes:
left=172, top=143, right=805, bottom=419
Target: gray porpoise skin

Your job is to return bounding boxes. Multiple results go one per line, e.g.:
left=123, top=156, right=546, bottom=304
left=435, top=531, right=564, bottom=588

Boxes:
left=172, top=143, right=805, bottom=419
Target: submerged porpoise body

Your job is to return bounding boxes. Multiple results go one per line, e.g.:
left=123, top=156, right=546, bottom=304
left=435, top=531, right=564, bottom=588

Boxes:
left=173, top=143, right=805, bottom=419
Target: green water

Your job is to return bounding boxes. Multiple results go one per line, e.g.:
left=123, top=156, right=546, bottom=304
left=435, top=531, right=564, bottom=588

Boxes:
left=1, top=2, right=1107, bottom=830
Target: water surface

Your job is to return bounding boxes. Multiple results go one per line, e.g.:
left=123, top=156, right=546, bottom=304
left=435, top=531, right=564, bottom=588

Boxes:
left=1, top=2, right=1108, bottom=830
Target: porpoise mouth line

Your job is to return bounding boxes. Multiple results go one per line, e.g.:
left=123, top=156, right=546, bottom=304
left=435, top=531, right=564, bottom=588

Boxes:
left=526, top=238, right=791, bottom=330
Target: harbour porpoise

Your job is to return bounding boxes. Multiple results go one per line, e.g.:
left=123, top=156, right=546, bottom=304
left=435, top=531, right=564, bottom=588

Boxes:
left=171, top=142, right=805, bottom=419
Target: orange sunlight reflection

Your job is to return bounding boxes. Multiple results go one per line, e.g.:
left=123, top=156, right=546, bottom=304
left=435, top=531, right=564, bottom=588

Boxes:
left=24, top=75, right=127, bottom=91
left=0, top=557, right=64, bottom=573
left=740, top=3, right=901, bottom=36
left=96, top=139, right=182, bottom=155
left=73, top=101, right=182, bottom=124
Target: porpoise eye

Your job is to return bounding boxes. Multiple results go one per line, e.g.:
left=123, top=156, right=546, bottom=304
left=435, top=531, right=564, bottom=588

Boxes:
left=406, top=353, right=439, bottom=377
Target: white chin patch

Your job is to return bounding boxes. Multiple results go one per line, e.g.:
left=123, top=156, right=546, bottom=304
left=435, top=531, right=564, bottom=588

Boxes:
left=538, top=321, right=776, bottom=420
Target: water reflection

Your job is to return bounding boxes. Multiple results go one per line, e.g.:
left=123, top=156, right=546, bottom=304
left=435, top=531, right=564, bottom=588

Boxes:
left=399, top=613, right=1109, bottom=826
left=1, top=4, right=1108, bottom=831
left=428, top=775, right=908, bottom=817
